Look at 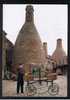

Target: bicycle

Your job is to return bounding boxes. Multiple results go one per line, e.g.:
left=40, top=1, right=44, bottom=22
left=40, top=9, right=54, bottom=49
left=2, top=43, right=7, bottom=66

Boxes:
left=25, top=79, right=59, bottom=96
left=25, top=72, right=59, bottom=96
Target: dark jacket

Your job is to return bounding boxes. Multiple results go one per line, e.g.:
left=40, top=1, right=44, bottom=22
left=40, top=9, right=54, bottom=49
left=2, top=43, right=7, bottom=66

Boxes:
left=17, top=67, right=24, bottom=82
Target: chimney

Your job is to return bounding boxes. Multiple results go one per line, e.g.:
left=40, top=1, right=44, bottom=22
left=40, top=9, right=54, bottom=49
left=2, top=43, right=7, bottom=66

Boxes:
left=43, top=42, right=47, bottom=58
left=25, top=5, right=34, bottom=23
left=56, top=38, right=62, bottom=48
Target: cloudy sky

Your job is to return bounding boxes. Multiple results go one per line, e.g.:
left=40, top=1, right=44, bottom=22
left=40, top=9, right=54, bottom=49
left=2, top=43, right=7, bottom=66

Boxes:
left=3, top=4, right=68, bottom=55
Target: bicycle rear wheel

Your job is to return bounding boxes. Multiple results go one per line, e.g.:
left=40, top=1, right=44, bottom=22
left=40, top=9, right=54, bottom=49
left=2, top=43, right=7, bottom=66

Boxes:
left=48, top=83, right=59, bottom=96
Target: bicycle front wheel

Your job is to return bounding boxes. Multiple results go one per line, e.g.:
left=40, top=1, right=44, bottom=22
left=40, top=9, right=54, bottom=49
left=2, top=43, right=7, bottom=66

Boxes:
left=25, top=84, right=37, bottom=96
left=31, top=84, right=37, bottom=95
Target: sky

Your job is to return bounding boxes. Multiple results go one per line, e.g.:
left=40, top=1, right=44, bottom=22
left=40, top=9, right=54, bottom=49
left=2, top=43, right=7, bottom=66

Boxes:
left=3, top=4, right=68, bottom=55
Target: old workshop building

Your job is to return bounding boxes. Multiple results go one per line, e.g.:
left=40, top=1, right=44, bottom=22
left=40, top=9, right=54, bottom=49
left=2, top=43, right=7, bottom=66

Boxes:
left=2, top=31, right=13, bottom=79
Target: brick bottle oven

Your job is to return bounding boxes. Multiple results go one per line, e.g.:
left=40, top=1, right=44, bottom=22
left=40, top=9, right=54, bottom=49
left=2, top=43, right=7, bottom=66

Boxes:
left=13, top=5, right=45, bottom=73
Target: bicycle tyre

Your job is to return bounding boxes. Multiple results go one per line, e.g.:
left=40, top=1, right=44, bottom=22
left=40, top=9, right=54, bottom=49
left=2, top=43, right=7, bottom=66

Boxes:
left=25, top=84, right=37, bottom=96
left=48, top=83, right=59, bottom=96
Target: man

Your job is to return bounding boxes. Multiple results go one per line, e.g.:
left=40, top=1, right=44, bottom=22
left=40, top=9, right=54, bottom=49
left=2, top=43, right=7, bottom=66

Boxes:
left=17, top=64, right=24, bottom=94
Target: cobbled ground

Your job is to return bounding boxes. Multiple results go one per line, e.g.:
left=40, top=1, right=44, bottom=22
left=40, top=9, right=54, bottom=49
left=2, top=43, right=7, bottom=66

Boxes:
left=2, top=75, right=67, bottom=97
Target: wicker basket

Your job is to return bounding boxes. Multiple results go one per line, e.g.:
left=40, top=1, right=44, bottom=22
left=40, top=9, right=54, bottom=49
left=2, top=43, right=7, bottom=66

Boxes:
left=47, top=73, right=57, bottom=80
left=24, top=72, right=33, bottom=81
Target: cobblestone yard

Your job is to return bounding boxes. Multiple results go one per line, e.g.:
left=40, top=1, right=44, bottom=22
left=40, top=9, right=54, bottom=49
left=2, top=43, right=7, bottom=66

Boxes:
left=2, top=75, right=67, bottom=97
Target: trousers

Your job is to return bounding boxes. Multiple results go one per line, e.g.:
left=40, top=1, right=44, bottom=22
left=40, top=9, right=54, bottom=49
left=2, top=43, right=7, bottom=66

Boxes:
left=17, top=80, right=24, bottom=93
